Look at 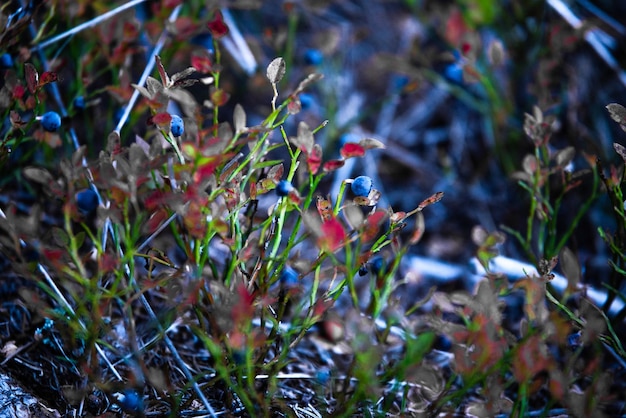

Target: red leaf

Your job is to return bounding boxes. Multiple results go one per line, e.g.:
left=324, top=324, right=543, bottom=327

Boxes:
left=287, top=99, right=301, bottom=115
left=39, top=71, right=58, bottom=87
left=207, top=10, right=229, bottom=39
left=234, top=283, right=255, bottom=324
left=191, top=52, right=213, bottom=73
left=323, top=159, right=345, bottom=173
left=409, top=211, right=425, bottom=245
left=319, top=218, right=346, bottom=252
left=24, top=63, right=39, bottom=93
left=288, top=189, right=302, bottom=205
left=445, top=8, right=468, bottom=47
left=99, top=252, right=119, bottom=273
left=194, top=157, right=221, bottom=182
left=12, top=84, right=25, bottom=100
left=362, top=210, right=388, bottom=242
left=306, top=144, right=322, bottom=174
left=155, top=55, right=170, bottom=87
left=267, top=163, right=284, bottom=181
left=340, top=142, right=365, bottom=159
left=211, top=88, right=230, bottom=107
left=173, top=16, right=198, bottom=39
left=145, top=208, right=169, bottom=233
left=417, top=191, right=444, bottom=211
left=123, top=21, right=139, bottom=40
left=151, top=112, right=172, bottom=126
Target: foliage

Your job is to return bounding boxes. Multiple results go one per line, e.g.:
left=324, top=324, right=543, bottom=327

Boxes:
left=0, top=1, right=625, bottom=417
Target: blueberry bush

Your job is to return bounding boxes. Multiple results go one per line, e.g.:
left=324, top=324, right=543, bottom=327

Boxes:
left=1, top=1, right=625, bottom=417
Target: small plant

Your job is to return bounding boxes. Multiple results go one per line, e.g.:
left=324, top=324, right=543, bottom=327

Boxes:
left=1, top=1, right=625, bottom=417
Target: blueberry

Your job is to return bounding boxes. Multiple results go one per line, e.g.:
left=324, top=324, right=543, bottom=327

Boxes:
left=116, top=389, right=143, bottom=413
left=76, top=188, right=99, bottom=215
left=276, top=180, right=294, bottom=197
left=299, top=93, right=314, bottom=110
left=41, top=111, right=61, bottom=132
left=358, top=265, right=368, bottom=276
left=304, top=49, right=323, bottom=66
left=170, top=115, right=184, bottom=137
left=280, top=266, right=299, bottom=288
left=443, top=62, right=464, bottom=84
left=315, top=369, right=331, bottom=385
left=0, top=53, right=14, bottom=69
left=370, top=256, right=386, bottom=275
left=351, top=175, right=372, bottom=197
left=391, top=74, right=409, bottom=91
left=73, top=96, right=85, bottom=109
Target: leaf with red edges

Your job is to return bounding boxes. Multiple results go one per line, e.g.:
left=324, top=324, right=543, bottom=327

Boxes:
left=362, top=210, right=388, bottom=242
left=207, top=10, right=229, bottom=38
left=319, top=218, right=346, bottom=252
left=145, top=208, right=169, bottom=233
left=409, top=211, right=425, bottom=245
left=191, top=52, right=213, bottom=73
left=39, top=71, right=58, bottom=87
left=267, top=163, right=284, bottom=182
left=323, top=159, right=345, bottom=173
left=340, top=142, right=365, bottom=159
left=24, top=63, right=38, bottom=93
left=307, top=144, right=322, bottom=174
left=417, top=191, right=444, bottom=211
left=151, top=112, right=172, bottom=127
left=211, top=88, right=230, bottom=106
left=155, top=55, right=170, bottom=87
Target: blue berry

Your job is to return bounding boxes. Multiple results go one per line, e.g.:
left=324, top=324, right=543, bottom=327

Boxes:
left=351, top=175, right=372, bottom=197
left=304, top=49, right=323, bottom=66
left=73, top=96, right=85, bottom=109
left=316, top=369, right=331, bottom=385
left=170, top=115, right=184, bottom=137
left=443, top=62, right=464, bottom=84
left=391, top=74, right=409, bottom=91
left=370, top=256, right=386, bottom=275
left=280, top=266, right=299, bottom=288
left=358, top=265, right=368, bottom=276
left=41, top=111, right=61, bottom=132
left=276, top=180, right=294, bottom=197
left=0, top=53, right=14, bottom=69
left=76, top=188, right=99, bottom=215
left=117, top=389, right=143, bottom=413
left=299, top=93, right=314, bottom=110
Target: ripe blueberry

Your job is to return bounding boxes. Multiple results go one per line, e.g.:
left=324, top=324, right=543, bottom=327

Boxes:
left=370, top=256, right=386, bottom=275
left=276, top=180, right=294, bottom=197
left=41, top=111, right=61, bottom=132
left=0, top=53, right=14, bottom=69
left=73, top=96, right=85, bottom=109
left=76, top=188, right=99, bottom=215
left=280, top=266, right=299, bottom=288
left=304, top=49, right=323, bottom=66
left=116, top=389, right=143, bottom=413
left=351, top=175, right=372, bottom=197
left=170, top=115, right=184, bottom=137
